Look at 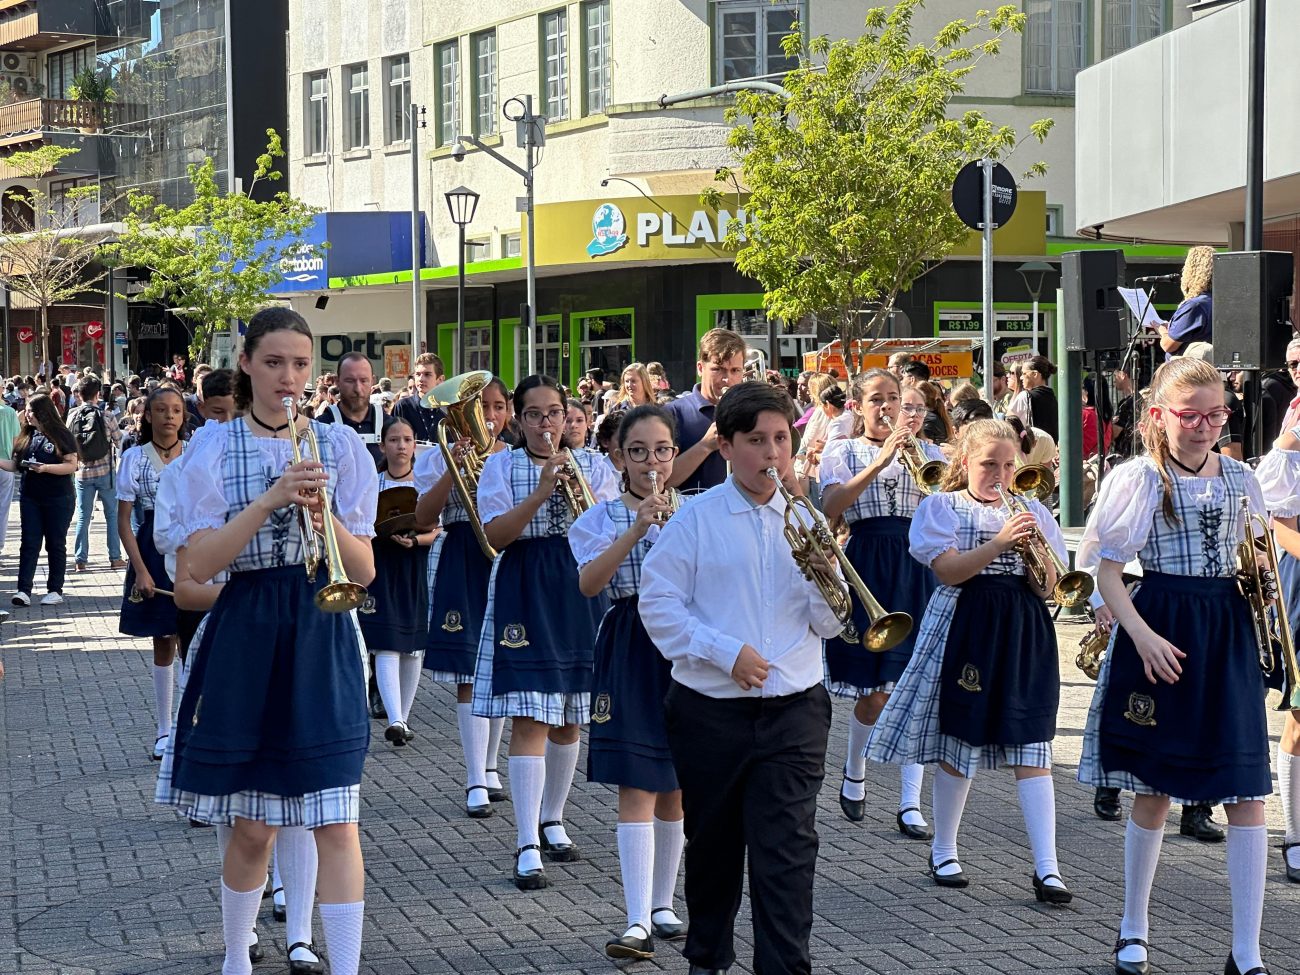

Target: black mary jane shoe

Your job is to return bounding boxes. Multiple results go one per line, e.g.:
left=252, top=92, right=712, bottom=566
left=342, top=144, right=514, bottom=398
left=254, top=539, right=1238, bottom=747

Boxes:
left=513, top=844, right=549, bottom=891
left=896, top=806, right=933, bottom=841
left=1180, top=804, right=1225, bottom=842
left=248, top=932, right=264, bottom=964
left=485, top=769, right=508, bottom=803
left=465, top=786, right=494, bottom=820
left=1094, top=786, right=1123, bottom=822
left=401, top=723, right=416, bottom=743
left=650, top=907, right=687, bottom=941
left=383, top=722, right=408, bottom=747
left=1282, top=841, right=1300, bottom=884
left=539, top=820, right=581, bottom=862
left=928, top=856, right=969, bottom=889
left=287, top=942, right=325, bottom=975
left=838, top=772, right=866, bottom=823
left=271, top=886, right=286, bottom=922
left=1225, top=952, right=1270, bottom=975
left=1113, top=937, right=1150, bottom=975
left=1031, top=872, right=1073, bottom=905
left=605, top=926, right=655, bottom=961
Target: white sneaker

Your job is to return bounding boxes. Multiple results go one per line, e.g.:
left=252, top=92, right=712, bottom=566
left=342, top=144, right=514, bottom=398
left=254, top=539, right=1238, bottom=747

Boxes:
left=11, top=591, right=29, bottom=606
left=40, top=592, right=63, bottom=606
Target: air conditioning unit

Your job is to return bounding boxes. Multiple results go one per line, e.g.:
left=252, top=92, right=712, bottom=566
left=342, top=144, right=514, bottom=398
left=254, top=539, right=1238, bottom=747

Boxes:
left=0, top=74, right=35, bottom=96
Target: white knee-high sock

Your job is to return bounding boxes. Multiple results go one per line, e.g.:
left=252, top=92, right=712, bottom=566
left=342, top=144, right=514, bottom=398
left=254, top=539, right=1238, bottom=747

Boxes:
left=271, top=847, right=283, bottom=894
left=617, top=822, right=654, bottom=932
left=1227, top=824, right=1267, bottom=973
left=374, top=653, right=402, bottom=726
left=318, top=901, right=364, bottom=975
left=1016, top=775, right=1063, bottom=885
left=511, top=755, right=546, bottom=872
left=398, top=653, right=422, bottom=723
left=215, top=823, right=233, bottom=861
left=276, top=826, right=318, bottom=950
left=842, top=715, right=871, bottom=801
left=485, top=718, right=506, bottom=785
left=540, top=739, right=580, bottom=827
left=220, top=882, right=263, bottom=975
left=457, top=704, right=490, bottom=795
left=1119, top=820, right=1164, bottom=963
left=153, top=663, right=174, bottom=738
left=1279, top=746, right=1300, bottom=849
left=930, top=768, right=973, bottom=876
left=899, top=764, right=926, bottom=824
left=651, top=816, right=685, bottom=912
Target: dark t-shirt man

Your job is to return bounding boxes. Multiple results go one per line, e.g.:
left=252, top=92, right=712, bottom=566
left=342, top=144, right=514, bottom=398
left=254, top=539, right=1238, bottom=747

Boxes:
left=317, top=402, right=394, bottom=468
left=392, top=394, right=446, bottom=445
left=663, top=385, right=725, bottom=493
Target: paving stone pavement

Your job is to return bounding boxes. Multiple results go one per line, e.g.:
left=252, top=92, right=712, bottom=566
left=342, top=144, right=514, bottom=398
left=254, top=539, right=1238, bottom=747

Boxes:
left=2, top=509, right=1300, bottom=975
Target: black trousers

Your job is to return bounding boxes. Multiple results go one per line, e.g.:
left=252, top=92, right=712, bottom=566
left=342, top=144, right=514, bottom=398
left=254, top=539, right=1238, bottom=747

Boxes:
left=664, top=681, right=831, bottom=975
left=18, top=492, right=75, bottom=595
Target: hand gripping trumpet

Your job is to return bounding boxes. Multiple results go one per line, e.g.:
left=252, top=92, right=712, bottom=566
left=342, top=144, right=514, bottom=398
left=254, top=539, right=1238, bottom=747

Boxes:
left=881, top=414, right=946, bottom=495
left=647, top=471, right=681, bottom=524
left=543, top=430, right=596, bottom=517
left=1236, top=496, right=1300, bottom=711
left=765, top=467, right=912, bottom=652
left=281, top=397, right=369, bottom=612
left=993, top=482, right=1094, bottom=608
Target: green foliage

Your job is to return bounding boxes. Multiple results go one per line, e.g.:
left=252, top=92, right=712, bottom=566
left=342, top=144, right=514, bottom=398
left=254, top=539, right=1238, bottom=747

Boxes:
left=67, top=67, right=115, bottom=103
left=702, top=0, right=1054, bottom=370
left=103, top=130, right=322, bottom=359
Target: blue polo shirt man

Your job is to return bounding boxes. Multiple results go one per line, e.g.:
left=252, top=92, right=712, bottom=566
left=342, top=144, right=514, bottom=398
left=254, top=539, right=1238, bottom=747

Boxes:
left=664, top=328, right=747, bottom=493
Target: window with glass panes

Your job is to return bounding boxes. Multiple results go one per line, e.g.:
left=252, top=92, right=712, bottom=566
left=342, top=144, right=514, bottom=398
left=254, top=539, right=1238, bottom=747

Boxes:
left=437, top=41, right=460, bottom=146
left=1024, top=0, right=1086, bottom=94
left=49, top=177, right=97, bottom=227
left=1103, top=0, right=1164, bottom=59
left=344, top=64, right=369, bottom=149
left=502, top=233, right=521, bottom=258
left=714, top=1, right=799, bottom=83
left=583, top=1, right=610, bottom=115
left=47, top=45, right=94, bottom=101
left=306, top=71, right=329, bottom=155
left=472, top=31, right=497, bottom=136
left=518, top=317, right=563, bottom=379
left=466, top=238, right=491, bottom=262
left=541, top=9, right=569, bottom=120
left=466, top=326, right=492, bottom=372
left=577, top=312, right=632, bottom=380
left=385, top=55, right=411, bottom=144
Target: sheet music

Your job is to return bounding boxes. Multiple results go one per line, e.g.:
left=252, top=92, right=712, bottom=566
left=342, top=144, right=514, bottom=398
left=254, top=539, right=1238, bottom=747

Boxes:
left=1117, top=287, right=1161, bottom=329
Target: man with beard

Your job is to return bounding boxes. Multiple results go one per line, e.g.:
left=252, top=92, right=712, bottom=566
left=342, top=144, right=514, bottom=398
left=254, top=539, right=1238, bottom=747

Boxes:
left=317, top=351, right=394, bottom=468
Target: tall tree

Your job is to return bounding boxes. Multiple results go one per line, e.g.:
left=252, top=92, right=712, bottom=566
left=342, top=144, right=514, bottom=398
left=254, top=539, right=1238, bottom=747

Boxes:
left=704, top=0, right=1054, bottom=373
left=103, top=130, right=322, bottom=359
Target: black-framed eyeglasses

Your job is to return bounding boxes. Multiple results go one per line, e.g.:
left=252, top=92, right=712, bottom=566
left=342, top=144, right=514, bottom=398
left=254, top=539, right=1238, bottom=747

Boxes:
left=522, top=408, right=566, bottom=426
left=623, top=445, right=678, bottom=463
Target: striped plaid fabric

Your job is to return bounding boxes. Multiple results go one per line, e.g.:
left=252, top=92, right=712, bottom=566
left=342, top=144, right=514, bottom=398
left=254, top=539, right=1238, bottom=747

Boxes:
left=822, top=439, right=945, bottom=522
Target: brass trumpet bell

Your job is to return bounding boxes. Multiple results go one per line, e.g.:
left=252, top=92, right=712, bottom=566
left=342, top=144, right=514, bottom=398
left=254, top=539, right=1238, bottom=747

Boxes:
left=1012, top=464, right=1055, bottom=501
left=427, top=370, right=496, bottom=458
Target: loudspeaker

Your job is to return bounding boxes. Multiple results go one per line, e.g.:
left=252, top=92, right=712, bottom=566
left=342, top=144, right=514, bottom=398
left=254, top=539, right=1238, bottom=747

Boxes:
left=1210, top=251, right=1295, bottom=371
left=1063, top=249, right=1127, bottom=352
left=314, top=295, right=329, bottom=310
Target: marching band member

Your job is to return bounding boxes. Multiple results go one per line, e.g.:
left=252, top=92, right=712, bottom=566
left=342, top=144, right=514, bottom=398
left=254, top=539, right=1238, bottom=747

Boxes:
left=867, top=419, right=1071, bottom=904
left=820, top=370, right=941, bottom=837
left=1078, top=358, right=1271, bottom=975
left=639, top=382, right=841, bottom=975
left=364, top=418, right=437, bottom=747
left=569, top=404, right=686, bottom=961
left=117, top=384, right=186, bottom=761
left=413, top=376, right=512, bottom=817
left=473, top=375, right=618, bottom=890
left=156, top=307, right=378, bottom=975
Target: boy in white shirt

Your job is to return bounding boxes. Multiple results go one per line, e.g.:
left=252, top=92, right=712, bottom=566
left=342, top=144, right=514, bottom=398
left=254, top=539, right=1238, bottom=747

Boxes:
left=639, top=381, right=843, bottom=975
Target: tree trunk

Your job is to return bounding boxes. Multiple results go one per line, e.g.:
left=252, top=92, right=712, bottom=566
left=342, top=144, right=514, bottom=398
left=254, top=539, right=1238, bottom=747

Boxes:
left=39, top=302, right=49, bottom=379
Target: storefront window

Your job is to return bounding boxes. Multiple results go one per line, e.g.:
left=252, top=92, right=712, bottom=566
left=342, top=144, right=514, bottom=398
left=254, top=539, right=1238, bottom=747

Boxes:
left=714, top=307, right=815, bottom=376
left=576, top=311, right=632, bottom=383
left=516, top=316, right=563, bottom=380
left=466, top=325, right=491, bottom=372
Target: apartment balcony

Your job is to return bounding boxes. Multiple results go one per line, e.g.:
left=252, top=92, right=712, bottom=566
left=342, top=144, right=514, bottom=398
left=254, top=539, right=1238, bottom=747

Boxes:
left=0, top=0, right=151, bottom=53
left=0, top=96, right=138, bottom=147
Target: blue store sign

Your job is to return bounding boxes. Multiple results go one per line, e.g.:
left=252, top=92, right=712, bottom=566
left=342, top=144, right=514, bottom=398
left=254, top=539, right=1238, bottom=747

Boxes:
left=264, top=212, right=425, bottom=294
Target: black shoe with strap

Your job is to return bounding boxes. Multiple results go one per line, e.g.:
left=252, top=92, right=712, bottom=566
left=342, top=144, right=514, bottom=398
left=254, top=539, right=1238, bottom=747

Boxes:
left=838, top=771, right=865, bottom=823
left=1282, top=841, right=1300, bottom=884
left=896, top=806, right=933, bottom=840
left=539, top=820, right=581, bottom=862
left=513, top=844, right=548, bottom=891
left=1225, top=951, right=1269, bottom=975
left=485, top=768, right=508, bottom=802
left=928, top=856, right=968, bottom=889
left=605, top=925, right=654, bottom=961
left=1113, top=937, right=1149, bottom=975
left=465, top=786, right=493, bottom=819
left=1031, top=871, right=1072, bottom=905
left=271, top=886, right=285, bottom=922
left=1180, top=803, right=1225, bottom=842
left=287, top=942, right=325, bottom=975
left=650, top=907, right=686, bottom=940
left=1094, top=786, right=1122, bottom=821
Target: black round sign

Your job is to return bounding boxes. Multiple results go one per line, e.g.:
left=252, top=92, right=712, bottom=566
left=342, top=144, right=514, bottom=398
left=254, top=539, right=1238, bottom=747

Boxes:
left=951, top=161, right=1018, bottom=231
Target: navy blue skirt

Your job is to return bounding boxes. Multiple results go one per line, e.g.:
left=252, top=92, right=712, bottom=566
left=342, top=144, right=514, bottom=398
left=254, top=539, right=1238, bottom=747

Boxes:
left=491, top=535, right=608, bottom=696
left=1100, top=572, right=1271, bottom=801
left=424, top=522, right=492, bottom=676
left=588, top=596, right=678, bottom=793
left=170, top=564, right=370, bottom=798
left=825, top=517, right=937, bottom=692
left=358, top=535, right=429, bottom=653
left=938, top=575, right=1058, bottom=747
left=119, top=510, right=178, bottom=637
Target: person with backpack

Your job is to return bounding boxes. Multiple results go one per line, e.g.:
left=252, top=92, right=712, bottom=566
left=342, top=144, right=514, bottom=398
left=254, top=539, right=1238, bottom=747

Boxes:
left=68, top=376, right=126, bottom=572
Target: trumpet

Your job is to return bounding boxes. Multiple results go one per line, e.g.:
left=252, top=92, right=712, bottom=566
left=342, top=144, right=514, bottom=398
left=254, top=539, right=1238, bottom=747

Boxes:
left=647, top=471, right=681, bottom=524
left=994, top=482, right=1094, bottom=607
left=429, top=370, right=497, bottom=560
left=543, top=431, right=596, bottom=517
left=1236, top=497, right=1300, bottom=711
left=1011, top=462, right=1055, bottom=501
left=1076, top=623, right=1109, bottom=680
left=882, top=414, right=945, bottom=494
left=765, top=467, right=912, bottom=652
left=282, top=397, right=369, bottom=613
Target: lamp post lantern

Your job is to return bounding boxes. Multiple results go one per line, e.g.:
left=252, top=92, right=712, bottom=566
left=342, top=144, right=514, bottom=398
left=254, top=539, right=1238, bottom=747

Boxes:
left=1016, top=260, right=1055, bottom=356
left=444, top=185, right=480, bottom=375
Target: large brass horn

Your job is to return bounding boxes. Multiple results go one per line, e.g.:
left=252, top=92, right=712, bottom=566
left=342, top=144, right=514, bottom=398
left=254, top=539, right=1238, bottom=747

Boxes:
left=427, top=370, right=499, bottom=559
left=996, top=482, right=1094, bottom=608
left=1237, top=497, right=1300, bottom=712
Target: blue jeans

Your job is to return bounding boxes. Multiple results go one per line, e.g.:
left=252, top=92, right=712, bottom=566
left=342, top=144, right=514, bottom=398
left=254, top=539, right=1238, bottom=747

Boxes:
left=74, top=472, right=121, bottom=565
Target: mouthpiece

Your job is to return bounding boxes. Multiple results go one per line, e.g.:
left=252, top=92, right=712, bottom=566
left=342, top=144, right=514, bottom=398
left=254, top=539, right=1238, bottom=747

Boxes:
left=765, top=467, right=780, bottom=480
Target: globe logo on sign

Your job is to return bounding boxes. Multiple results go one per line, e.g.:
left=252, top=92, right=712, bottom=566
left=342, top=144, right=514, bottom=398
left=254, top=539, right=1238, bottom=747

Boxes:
left=586, top=202, right=628, bottom=258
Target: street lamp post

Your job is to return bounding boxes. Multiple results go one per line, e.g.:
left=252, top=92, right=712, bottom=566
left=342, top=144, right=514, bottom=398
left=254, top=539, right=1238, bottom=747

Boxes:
left=444, top=185, right=480, bottom=375
left=409, top=103, right=427, bottom=365
left=1016, top=260, right=1055, bottom=355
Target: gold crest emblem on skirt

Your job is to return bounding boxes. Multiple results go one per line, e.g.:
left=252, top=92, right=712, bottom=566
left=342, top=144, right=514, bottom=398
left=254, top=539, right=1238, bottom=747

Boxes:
left=841, top=619, right=859, bottom=645
left=591, top=692, right=612, bottom=724
left=957, top=663, right=982, bottom=692
left=441, top=610, right=464, bottom=633
left=1123, top=692, right=1157, bottom=727
left=359, top=595, right=377, bottom=615
left=501, top=623, right=530, bottom=648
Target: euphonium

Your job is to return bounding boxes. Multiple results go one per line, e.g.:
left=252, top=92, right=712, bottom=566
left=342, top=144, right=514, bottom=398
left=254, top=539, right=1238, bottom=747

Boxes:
left=765, top=467, right=912, bottom=652
left=428, top=370, right=497, bottom=560
left=543, top=431, right=595, bottom=517
left=882, top=414, right=945, bottom=494
left=1236, top=497, right=1300, bottom=711
left=995, top=482, right=1094, bottom=608
left=647, top=470, right=681, bottom=524
left=1075, top=623, right=1108, bottom=680
left=282, top=397, right=369, bottom=612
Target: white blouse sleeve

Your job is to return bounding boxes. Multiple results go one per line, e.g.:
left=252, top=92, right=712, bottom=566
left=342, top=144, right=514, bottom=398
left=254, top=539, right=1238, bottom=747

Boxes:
left=568, top=502, right=617, bottom=566
left=476, top=449, right=515, bottom=525
left=116, top=447, right=140, bottom=503
left=922, top=441, right=947, bottom=462
left=818, top=440, right=854, bottom=489
left=1256, top=448, right=1300, bottom=518
left=1028, top=498, right=1068, bottom=564
left=328, top=424, right=379, bottom=538
left=909, top=492, right=959, bottom=566
left=413, top=447, right=447, bottom=497
left=1244, top=465, right=1269, bottom=536
left=583, top=448, right=620, bottom=502
left=1076, top=458, right=1159, bottom=571
left=175, top=426, right=232, bottom=543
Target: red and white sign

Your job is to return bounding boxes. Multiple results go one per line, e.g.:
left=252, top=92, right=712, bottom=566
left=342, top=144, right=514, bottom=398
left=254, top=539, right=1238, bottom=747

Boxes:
left=84, top=320, right=104, bottom=339
left=61, top=326, right=76, bottom=365
left=16, top=327, right=33, bottom=344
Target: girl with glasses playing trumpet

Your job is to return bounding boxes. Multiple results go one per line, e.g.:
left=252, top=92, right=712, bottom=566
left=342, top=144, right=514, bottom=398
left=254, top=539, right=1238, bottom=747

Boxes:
left=472, top=374, right=619, bottom=891
left=568, top=404, right=686, bottom=962
left=820, top=370, right=944, bottom=838
left=867, top=419, right=1072, bottom=905
left=1078, top=358, right=1272, bottom=975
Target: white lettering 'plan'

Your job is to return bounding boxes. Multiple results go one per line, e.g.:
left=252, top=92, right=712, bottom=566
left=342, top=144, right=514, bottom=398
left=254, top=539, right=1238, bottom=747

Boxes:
left=635, top=209, right=751, bottom=247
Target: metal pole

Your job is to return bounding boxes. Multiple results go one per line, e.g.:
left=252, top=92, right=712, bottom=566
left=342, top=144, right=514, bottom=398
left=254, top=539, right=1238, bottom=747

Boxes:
left=104, top=269, right=113, bottom=385
left=1, top=285, right=9, bottom=379
left=1245, top=0, right=1266, bottom=250
left=410, top=104, right=423, bottom=365
left=980, top=159, right=995, bottom=404
left=1031, top=296, right=1040, bottom=355
left=524, top=95, right=538, bottom=376
left=457, top=223, right=466, bottom=374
